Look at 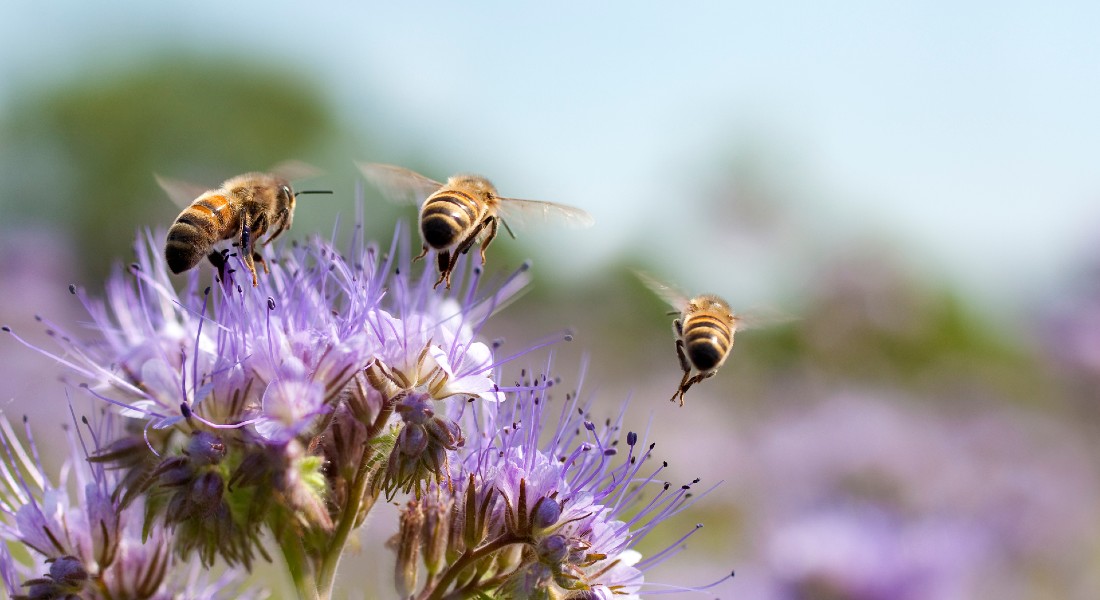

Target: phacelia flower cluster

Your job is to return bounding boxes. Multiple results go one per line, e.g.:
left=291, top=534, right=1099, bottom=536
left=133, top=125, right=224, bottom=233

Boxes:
left=1, top=215, right=726, bottom=598
left=0, top=413, right=263, bottom=599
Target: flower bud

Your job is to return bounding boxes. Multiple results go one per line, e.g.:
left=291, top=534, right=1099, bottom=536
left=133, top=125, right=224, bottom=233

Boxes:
left=185, top=431, right=227, bottom=466
left=531, top=497, right=562, bottom=531
left=48, top=555, right=89, bottom=591
left=395, top=501, right=424, bottom=598
left=398, top=424, right=429, bottom=456
left=537, top=534, right=570, bottom=565
left=190, top=471, right=226, bottom=517
left=420, top=493, right=452, bottom=576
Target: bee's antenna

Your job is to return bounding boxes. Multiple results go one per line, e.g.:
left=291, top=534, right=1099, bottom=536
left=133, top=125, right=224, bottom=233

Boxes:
left=294, top=190, right=334, bottom=198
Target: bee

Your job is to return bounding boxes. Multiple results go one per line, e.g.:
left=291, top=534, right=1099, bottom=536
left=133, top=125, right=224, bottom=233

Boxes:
left=637, top=272, right=765, bottom=406
left=158, top=168, right=330, bottom=286
left=358, top=163, right=594, bottom=289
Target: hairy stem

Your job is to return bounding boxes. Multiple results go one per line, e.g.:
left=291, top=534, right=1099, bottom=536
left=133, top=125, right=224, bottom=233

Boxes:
left=315, top=403, right=394, bottom=597
left=278, top=526, right=320, bottom=600
left=421, top=533, right=528, bottom=600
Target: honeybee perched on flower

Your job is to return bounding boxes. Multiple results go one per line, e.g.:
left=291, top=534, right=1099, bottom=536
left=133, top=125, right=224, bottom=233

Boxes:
left=158, top=166, right=330, bottom=286
left=358, top=163, right=594, bottom=289
left=636, top=271, right=781, bottom=406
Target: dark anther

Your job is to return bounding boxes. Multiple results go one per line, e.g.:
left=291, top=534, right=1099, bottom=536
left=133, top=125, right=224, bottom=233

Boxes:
left=627, top=432, right=637, bottom=446
left=68, top=284, right=76, bottom=294
left=267, top=298, right=276, bottom=310
left=180, top=403, right=192, bottom=418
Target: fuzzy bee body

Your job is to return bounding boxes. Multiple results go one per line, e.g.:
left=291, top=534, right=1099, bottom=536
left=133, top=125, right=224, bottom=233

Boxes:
left=671, top=294, right=736, bottom=406
left=358, top=163, right=593, bottom=289
left=163, top=172, right=296, bottom=286
left=419, top=175, right=496, bottom=249
left=636, top=272, right=743, bottom=406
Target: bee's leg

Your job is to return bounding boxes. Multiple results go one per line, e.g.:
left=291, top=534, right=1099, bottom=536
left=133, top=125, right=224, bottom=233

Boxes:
left=252, top=252, right=269, bottom=275
left=455, top=220, right=487, bottom=257
left=677, top=371, right=715, bottom=406
left=207, top=249, right=230, bottom=282
left=438, top=222, right=487, bottom=290
left=674, top=335, right=690, bottom=373
left=413, top=245, right=430, bottom=263
left=672, top=339, right=691, bottom=406
left=478, top=218, right=498, bottom=264
left=239, top=214, right=259, bottom=287
left=433, top=250, right=451, bottom=289
left=264, top=208, right=290, bottom=245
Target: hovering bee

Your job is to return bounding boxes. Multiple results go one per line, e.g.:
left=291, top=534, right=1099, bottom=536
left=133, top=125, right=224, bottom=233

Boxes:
left=358, top=163, right=594, bottom=289
left=158, top=168, right=330, bottom=286
left=637, top=272, right=771, bottom=406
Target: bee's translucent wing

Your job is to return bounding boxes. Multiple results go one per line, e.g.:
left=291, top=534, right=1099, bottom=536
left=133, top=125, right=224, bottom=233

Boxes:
left=357, top=162, right=444, bottom=207
left=269, top=160, right=322, bottom=182
left=732, top=306, right=797, bottom=331
left=495, top=197, right=595, bottom=230
left=154, top=174, right=210, bottom=210
left=633, top=270, right=691, bottom=313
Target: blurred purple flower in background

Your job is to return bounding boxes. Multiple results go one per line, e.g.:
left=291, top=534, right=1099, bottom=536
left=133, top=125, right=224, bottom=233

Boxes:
left=728, top=393, right=1100, bottom=599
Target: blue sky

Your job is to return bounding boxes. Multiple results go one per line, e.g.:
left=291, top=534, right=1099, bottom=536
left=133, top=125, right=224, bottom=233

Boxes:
left=2, top=1, right=1098, bottom=315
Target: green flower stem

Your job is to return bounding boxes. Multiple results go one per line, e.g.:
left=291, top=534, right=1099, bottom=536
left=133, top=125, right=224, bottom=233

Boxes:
left=315, top=403, right=394, bottom=598
left=278, top=525, right=320, bottom=600
left=421, top=533, right=528, bottom=600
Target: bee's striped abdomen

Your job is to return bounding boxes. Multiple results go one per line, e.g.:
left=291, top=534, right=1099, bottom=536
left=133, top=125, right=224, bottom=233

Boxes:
left=164, top=194, right=234, bottom=274
left=420, top=190, right=481, bottom=250
left=682, top=314, right=732, bottom=371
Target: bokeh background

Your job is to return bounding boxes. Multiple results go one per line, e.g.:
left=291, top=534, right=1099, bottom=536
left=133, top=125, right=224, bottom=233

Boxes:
left=3, top=2, right=1100, bottom=598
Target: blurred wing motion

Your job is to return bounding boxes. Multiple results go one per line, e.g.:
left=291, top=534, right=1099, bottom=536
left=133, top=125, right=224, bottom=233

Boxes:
left=496, top=197, right=596, bottom=230
left=268, top=159, right=323, bottom=183
left=155, top=174, right=210, bottom=209
left=731, top=306, right=797, bottom=331
left=357, top=162, right=444, bottom=206
left=633, top=270, right=691, bottom=312
left=155, top=160, right=320, bottom=208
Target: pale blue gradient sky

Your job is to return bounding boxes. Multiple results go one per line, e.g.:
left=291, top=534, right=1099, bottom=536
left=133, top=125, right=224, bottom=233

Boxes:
left=2, top=1, right=1098, bottom=314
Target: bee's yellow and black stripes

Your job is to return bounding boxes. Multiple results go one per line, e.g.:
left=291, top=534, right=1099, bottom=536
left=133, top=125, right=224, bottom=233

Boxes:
left=420, top=189, right=482, bottom=250
left=682, top=312, right=732, bottom=371
left=165, top=194, right=235, bottom=274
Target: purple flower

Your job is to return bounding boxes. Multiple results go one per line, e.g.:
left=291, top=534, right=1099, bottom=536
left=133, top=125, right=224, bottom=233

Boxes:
left=390, top=362, right=731, bottom=599
left=0, top=413, right=264, bottom=599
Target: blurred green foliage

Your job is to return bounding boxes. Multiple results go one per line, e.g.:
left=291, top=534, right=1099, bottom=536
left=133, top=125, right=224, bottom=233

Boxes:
left=0, top=56, right=364, bottom=282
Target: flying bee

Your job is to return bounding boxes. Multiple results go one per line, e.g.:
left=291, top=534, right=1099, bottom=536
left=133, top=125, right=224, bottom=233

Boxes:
left=636, top=271, right=782, bottom=406
left=158, top=167, right=330, bottom=286
left=358, top=163, right=594, bottom=289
